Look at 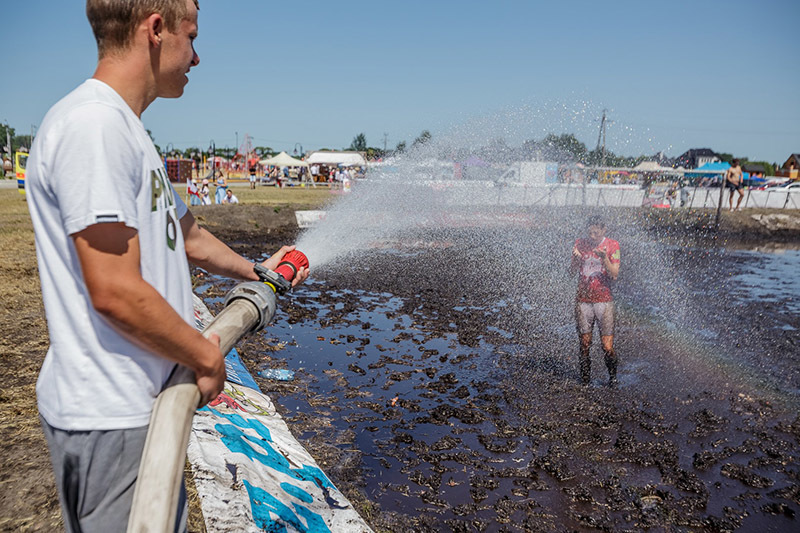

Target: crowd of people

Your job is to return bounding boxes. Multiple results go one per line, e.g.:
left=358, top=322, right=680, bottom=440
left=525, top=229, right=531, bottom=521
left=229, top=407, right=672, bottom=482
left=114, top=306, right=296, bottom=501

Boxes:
left=183, top=162, right=361, bottom=204
left=188, top=172, right=238, bottom=205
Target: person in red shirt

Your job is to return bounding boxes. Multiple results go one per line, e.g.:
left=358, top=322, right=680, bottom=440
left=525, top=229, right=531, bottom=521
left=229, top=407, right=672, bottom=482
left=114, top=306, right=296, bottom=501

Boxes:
left=570, top=217, right=621, bottom=386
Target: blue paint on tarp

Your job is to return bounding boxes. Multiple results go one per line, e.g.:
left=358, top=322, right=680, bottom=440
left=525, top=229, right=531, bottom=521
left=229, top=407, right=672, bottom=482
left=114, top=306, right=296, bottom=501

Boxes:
left=207, top=408, right=334, bottom=490
left=224, top=348, right=261, bottom=391
left=280, top=482, right=314, bottom=504
left=244, top=480, right=332, bottom=533
left=202, top=408, right=272, bottom=441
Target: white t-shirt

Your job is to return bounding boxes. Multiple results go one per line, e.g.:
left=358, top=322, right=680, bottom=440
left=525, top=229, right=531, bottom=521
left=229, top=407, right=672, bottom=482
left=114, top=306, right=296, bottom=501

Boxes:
left=27, top=79, right=193, bottom=431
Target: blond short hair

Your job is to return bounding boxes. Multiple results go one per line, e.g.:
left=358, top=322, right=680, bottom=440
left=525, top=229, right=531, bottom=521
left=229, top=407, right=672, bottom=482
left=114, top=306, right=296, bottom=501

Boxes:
left=86, top=0, right=199, bottom=57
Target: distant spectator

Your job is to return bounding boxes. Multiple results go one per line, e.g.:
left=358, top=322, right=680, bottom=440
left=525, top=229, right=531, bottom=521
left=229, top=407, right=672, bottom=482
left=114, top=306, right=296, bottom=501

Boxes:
left=248, top=165, right=257, bottom=189
left=666, top=181, right=678, bottom=207
left=214, top=173, right=227, bottom=204
left=679, top=179, right=690, bottom=207
left=725, top=159, right=744, bottom=211
left=201, top=179, right=212, bottom=205
left=189, top=179, right=202, bottom=206
left=221, top=189, right=238, bottom=204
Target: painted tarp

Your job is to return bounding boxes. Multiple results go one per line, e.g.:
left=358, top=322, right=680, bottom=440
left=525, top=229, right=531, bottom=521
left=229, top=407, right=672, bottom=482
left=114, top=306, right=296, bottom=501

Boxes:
left=187, top=296, right=372, bottom=532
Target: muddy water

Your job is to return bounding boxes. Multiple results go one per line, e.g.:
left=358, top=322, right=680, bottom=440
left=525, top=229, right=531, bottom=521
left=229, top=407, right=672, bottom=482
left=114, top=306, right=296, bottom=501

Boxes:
left=197, top=231, right=799, bottom=532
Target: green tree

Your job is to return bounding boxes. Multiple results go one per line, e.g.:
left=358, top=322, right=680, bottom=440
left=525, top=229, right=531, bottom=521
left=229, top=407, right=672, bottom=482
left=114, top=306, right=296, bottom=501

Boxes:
left=254, top=146, right=274, bottom=158
left=395, top=141, right=407, bottom=154
left=365, top=147, right=386, bottom=160
left=1, top=123, right=19, bottom=157
left=542, top=133, right=587, bottom=161
left=412, top=130, right=431, bottom=147
left=349, top=133, right=367, bottom=152
left=13, top=134, right=32, bottom=151
left=716, top=152, right=734, bottom=164
left=745, top=160, right=775, bottom=175
left=180, top=147, right=203, bottom=165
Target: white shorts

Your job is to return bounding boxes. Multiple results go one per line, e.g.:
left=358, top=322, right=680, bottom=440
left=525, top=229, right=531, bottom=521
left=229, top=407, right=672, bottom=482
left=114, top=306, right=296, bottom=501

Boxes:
left=575, top=301, right=615, bottom=336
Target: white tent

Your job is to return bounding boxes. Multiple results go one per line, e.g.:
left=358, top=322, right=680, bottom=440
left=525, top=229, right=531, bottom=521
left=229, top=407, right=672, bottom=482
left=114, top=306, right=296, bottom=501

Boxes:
left=259, top=151, right=308, bottom=168
left=633, top=161, right=660, bottom=171
left=633, top=161, right=673, bottom=172
left=306, top=151, right=366, bottom=167
left=259, top=152, right=314, bottom=187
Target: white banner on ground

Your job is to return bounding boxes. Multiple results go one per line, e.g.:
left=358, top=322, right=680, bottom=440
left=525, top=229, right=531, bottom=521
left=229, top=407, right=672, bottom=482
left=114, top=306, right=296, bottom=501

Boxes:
left=295, top=210, right=327, bottom=228
left=187, top=296, right=372, bottom=533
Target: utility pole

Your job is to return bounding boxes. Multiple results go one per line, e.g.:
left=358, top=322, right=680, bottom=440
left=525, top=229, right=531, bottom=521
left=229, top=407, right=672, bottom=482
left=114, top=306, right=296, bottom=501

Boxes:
left=596, top=109, right=607, bottom=167
left=5, top=120, right=11, bottom=160
left=209, top=139, right=215, bottom=178
left=383, top=133, right=388, bottom=154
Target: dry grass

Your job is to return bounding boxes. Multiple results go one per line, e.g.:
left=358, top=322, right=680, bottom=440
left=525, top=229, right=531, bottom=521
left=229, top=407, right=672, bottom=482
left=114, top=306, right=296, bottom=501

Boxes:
left=232, top=184, right=334, bottom=208
left=0, top=189, right=60, bottom=531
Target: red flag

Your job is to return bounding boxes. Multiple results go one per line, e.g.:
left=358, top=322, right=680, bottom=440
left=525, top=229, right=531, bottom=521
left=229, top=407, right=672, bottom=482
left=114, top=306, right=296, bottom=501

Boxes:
left=187, top=179, right=199, bottom=197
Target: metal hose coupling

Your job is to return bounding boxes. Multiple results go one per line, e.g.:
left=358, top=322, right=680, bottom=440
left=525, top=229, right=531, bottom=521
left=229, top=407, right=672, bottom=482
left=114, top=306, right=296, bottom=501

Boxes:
left=228, top=250, right=309, bottom=332
left=224, top=282, right=278, bottom=332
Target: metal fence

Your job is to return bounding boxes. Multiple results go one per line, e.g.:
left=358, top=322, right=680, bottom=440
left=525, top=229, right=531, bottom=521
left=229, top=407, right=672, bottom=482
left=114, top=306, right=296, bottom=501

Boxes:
left=362, top=179, right=800, bottom=210
left=426, top=182, right=800, bottom=210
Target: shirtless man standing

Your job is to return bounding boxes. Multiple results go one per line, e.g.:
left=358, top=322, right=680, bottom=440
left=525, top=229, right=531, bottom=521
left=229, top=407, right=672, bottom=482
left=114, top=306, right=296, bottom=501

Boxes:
left=725, top=159, right=745, bottom=211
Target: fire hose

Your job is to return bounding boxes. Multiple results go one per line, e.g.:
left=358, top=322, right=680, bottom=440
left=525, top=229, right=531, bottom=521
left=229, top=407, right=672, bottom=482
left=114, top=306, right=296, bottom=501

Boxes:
left=127, top=251, right=308, bottom=533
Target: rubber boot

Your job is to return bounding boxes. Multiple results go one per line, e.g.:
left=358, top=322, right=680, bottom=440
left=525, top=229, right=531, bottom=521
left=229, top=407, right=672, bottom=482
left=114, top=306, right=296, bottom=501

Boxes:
left=604, top=350, right=618, bottom=388
left=579, top=350, right=591, bottom=385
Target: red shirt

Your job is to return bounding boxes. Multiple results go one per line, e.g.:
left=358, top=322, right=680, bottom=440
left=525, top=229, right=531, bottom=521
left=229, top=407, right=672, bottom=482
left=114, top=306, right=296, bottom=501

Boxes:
left=573, top=237, right=620, bottom=303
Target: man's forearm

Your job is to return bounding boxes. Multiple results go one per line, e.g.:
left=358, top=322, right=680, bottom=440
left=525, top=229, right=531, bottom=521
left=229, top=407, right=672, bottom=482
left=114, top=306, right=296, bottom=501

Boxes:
left=181, top=212, right=258, bottom=281
left=93, top=275, right=222, bottom=376
left=604, top=258, right=620, bottom=279
left=180, top=210, right=308, bottom=289
left=187, top=225, right=257, bottom=280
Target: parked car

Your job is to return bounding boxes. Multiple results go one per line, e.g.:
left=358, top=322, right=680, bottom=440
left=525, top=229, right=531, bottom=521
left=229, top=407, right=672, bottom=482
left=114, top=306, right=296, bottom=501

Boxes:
left=754, top=179, right=790, bottom=191
left=775, top=181, right=800, bottom=191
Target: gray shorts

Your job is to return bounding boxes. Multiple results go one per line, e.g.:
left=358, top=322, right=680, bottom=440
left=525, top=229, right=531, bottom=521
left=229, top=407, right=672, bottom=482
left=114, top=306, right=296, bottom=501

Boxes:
left=575, top=301, right=615, bottom=336
left=40, top=416, right=187, bottom=533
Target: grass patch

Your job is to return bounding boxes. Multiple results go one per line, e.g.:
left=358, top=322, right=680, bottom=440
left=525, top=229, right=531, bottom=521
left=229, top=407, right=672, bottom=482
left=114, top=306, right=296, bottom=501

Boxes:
left=210, top=185, right=331, bottom=209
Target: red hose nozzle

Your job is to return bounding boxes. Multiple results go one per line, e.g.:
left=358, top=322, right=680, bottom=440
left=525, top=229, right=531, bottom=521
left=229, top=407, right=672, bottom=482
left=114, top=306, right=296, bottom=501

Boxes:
left=274, top=250, right=309, bottom=282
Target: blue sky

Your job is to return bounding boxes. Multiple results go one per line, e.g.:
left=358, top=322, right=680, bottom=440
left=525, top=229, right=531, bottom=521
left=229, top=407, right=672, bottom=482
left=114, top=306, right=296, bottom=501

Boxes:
left=2, top=0, right=798, bottom=164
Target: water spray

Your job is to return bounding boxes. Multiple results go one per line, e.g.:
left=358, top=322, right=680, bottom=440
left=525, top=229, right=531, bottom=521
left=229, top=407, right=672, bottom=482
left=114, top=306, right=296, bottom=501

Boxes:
left=128, top=251, right=308, bottom=532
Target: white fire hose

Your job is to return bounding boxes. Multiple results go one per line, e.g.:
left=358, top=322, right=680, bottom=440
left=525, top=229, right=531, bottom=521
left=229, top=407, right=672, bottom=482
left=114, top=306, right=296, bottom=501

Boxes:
left=127, top=279, right=281, bottom=533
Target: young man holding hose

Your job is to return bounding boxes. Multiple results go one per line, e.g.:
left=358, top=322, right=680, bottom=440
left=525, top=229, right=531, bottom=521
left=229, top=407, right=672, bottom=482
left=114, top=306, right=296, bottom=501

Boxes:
left=25, top=1, right=307, bottom=530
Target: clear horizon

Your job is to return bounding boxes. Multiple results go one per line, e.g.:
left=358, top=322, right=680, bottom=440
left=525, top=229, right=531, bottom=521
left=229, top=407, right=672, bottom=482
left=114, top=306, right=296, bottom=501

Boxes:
left=2, top=0, right=798, bottom=165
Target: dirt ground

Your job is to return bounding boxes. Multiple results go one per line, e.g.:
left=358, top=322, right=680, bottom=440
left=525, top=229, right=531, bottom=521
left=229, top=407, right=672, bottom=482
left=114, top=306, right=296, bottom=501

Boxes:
left=1, top=188, right=799, bottom=531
